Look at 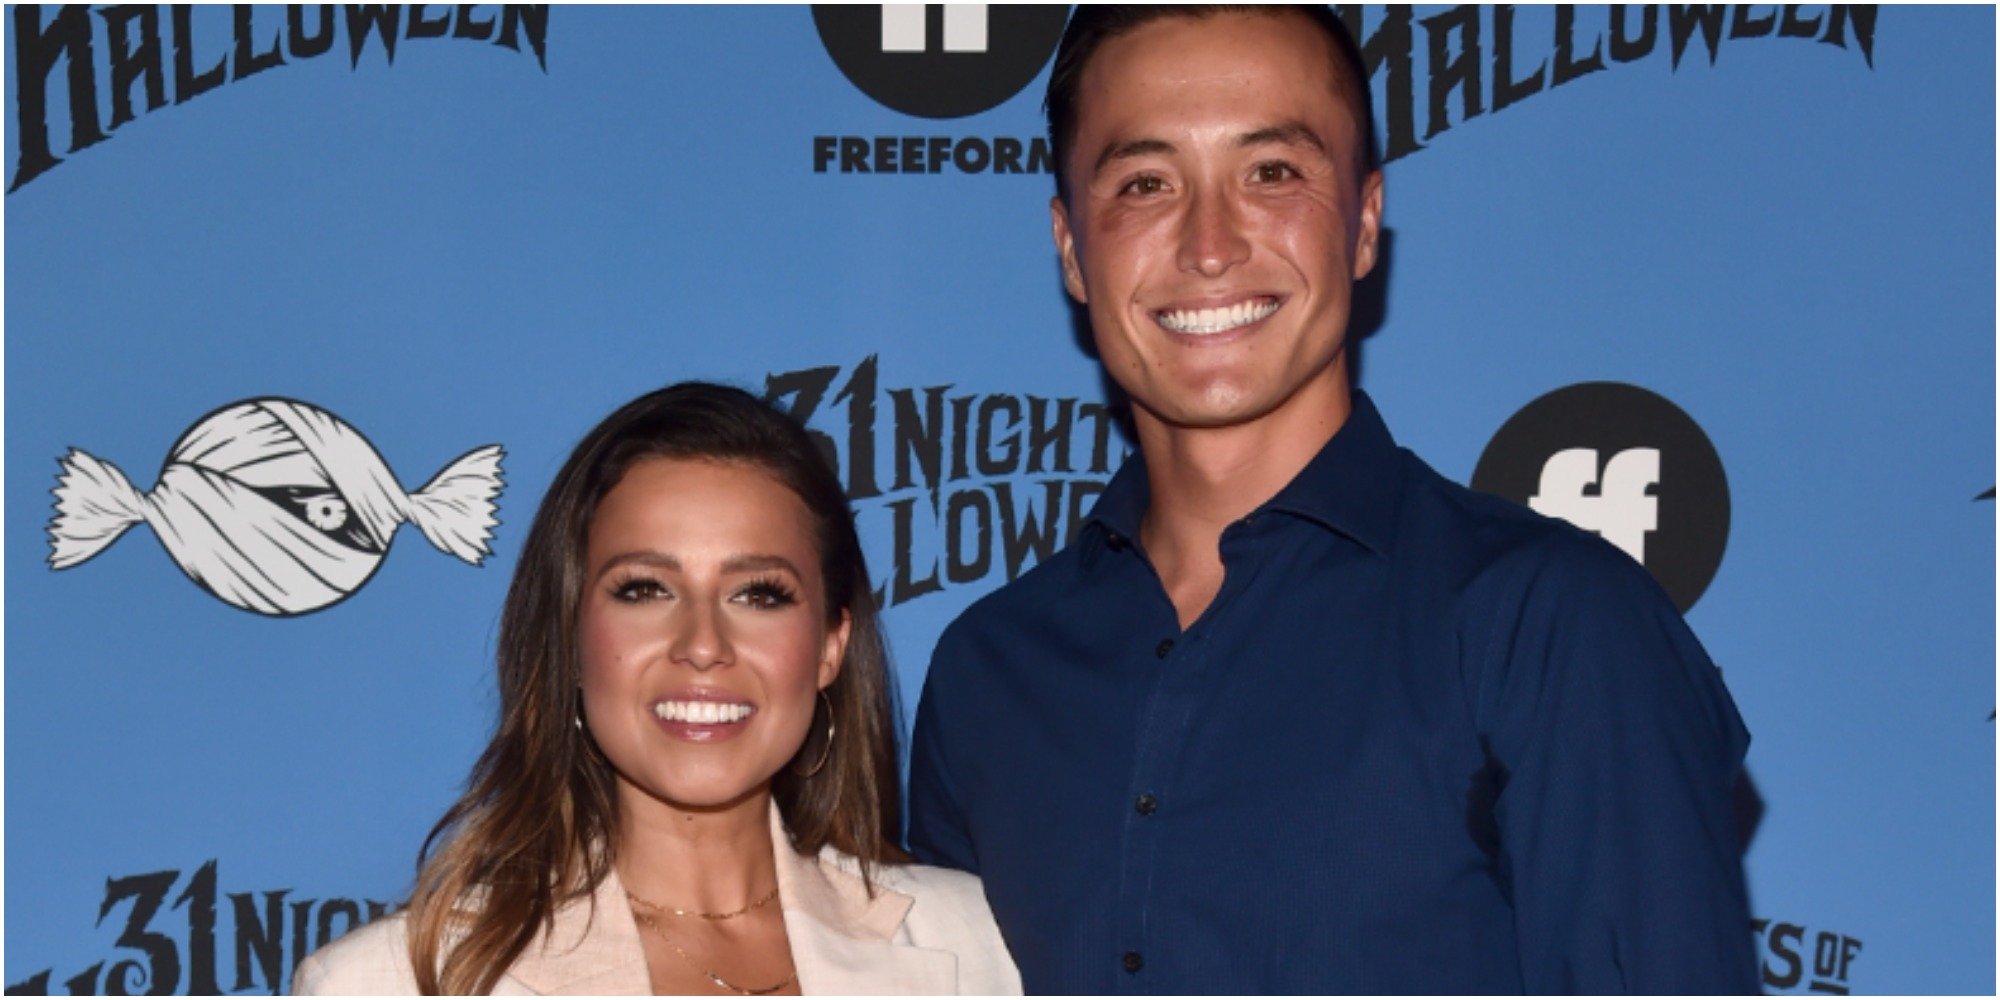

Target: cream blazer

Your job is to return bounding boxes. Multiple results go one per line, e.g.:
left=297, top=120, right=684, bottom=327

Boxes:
left=292, top=805, right=1021, bottom=995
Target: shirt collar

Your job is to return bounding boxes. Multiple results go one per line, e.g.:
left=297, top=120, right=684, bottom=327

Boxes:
left=1086, top=389, right=1405, bottom=557
left=1085, top=440, right=1151, bottom=547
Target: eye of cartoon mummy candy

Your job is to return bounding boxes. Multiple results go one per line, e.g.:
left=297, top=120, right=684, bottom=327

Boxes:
left=300, top=493, right=350, bottom=532
left=260, top=485, right=374, bottom=552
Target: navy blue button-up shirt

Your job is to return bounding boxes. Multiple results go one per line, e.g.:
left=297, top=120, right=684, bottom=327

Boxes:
left=908, top=392, right=1755, bottom=994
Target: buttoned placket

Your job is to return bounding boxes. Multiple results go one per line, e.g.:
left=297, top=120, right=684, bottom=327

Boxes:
left=1106, top=515, right=1268, bottom=991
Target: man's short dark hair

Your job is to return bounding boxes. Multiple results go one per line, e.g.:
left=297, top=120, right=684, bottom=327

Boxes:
left=1043, top=5, right=1378, bottom=205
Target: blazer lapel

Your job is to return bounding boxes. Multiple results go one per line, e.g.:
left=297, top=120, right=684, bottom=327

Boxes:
left=501, top=870, right=653, bottom=995
left=497, top=809, right=959, bottom=995
left=784, top=914, right=960, bottom=996
left=770, top=806, right=961, bottom=996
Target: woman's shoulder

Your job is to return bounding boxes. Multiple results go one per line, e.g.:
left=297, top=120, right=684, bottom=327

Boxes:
left=869, top=860, right=1021, bottom=993
left=291, top=911, right=421, bottom=995
left=873, top=857, right=983, bottom=896
left=816, top=849, right=989, bottom=916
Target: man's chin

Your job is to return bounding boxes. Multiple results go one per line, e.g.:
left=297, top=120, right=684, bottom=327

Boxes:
left=1131, top=388, right=1278, bottom=433
left=1126, top=369, right=1350, bottom=437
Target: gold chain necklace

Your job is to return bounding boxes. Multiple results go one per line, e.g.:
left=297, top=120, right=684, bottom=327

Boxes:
left=627, top=884, right=780, bottom=921
left=629, top=902, right=798, bottom=996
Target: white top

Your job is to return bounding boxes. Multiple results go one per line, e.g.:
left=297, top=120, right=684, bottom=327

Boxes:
left=293, top=804, right=1021, bottom=995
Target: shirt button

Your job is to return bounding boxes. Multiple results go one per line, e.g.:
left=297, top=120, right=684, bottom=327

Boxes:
left=1135, top=794, right=1157, bottom=815
left=1155, top=638, right=1174, bottom=659
left=1105, top=533, right=1126, bottom=551
left=1121, top=951, right=1144, bottom=973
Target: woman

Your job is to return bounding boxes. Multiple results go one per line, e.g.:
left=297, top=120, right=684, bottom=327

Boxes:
left=296, top=383, right=1020, bottom=995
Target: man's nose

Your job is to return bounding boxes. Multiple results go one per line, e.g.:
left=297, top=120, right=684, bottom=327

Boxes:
left=1176, top=186, right=1250, bottom=277
left=668, top=601, right=734, bottom=671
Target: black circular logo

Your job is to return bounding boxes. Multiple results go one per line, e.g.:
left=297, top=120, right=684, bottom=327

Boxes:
left=1470, top=382, right=1729, bottom=613
left=812, top=5, right=1070, bottom=119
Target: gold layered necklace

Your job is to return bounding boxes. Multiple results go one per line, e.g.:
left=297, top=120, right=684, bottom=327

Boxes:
left=628, top=885, right=779, bottom=921
left=628, top=888, right=796, bottom=996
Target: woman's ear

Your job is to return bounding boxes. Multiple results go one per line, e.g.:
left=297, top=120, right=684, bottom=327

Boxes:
left=818, top=608, right=851, bottom=690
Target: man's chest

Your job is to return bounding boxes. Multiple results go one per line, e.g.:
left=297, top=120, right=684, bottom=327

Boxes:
left=951, top=543, right=1495, bottom=878
left=944, top=549, right=1517, bottom=991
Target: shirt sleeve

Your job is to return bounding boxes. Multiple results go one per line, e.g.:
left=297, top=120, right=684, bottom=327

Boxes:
left=907, top=625, right=981, bottom=874
left=1471, top=533, right=1757, bottom=994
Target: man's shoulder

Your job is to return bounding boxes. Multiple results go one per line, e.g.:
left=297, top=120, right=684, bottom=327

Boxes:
left=1397, top=450, right=1661, bottom=603
left=938, top=534, right=1094, bottom=642
left=1397, top=450, right=1739, bottom=754
left=291, top=910, right=418, bottom=995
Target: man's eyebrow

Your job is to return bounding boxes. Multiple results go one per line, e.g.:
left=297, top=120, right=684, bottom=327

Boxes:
left=1090, top=124, right=1328, bottom=177
left=1092, top=137, right=1176, bottom=176
left=1238, top=122, right=1326, bottom=153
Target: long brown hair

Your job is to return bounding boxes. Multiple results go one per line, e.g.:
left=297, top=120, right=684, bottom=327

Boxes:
left=404, top=382, right=907, bottom=994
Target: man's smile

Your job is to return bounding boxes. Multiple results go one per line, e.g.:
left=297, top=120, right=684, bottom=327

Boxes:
left=1153, top=295, right=1282, bottom=336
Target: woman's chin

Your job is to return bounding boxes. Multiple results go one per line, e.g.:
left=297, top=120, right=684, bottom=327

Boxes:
left=617, top=771, right=778, bottom=818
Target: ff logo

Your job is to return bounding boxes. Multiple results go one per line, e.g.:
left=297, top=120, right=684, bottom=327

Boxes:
left=812, top=5, right=1069, bottom=118
left=1530, top=446, right=1659, bottom=563
left=1471, top=382, right=1728, bottom=613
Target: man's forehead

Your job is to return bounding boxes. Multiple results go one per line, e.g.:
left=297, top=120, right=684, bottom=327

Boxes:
left=1076, top=17, right=1350, bottom=119
left=1085, top=9, right=1344, bottom=80
left=1077, top=82, right=1361, bottom=171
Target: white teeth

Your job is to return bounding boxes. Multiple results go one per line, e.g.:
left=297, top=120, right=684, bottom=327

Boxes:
left=1156, top=298, right=1279, bottom=335
left=654, top=701, right=752, bottom=724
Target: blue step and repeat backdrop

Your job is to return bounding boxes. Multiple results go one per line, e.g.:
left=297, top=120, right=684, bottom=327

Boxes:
left=5, top=5, right=1993, bottom=995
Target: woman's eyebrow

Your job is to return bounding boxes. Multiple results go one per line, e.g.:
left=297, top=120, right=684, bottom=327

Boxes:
left=721, top=554, right=802, bottom=576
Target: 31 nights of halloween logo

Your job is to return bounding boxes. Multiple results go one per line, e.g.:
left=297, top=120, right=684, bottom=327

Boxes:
left=4, top=861, right=393, bottom=995
left=765, top=356, right=1121, bottom=607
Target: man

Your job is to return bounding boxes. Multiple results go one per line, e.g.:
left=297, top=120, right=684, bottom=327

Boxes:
left=908, top=5, right=1755, bottom=994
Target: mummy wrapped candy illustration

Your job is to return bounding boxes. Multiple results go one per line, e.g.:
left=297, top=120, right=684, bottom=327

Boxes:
left=48, top=398, right=505, bottom=616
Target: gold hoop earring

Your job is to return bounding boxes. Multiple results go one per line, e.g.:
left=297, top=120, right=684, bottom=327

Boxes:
left=795, top=690, right=835, bottom=777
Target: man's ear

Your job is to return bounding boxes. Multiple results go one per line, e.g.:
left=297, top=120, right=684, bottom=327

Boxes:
left=1051, top=196, right=1088, bottom=303
left=1351, top=170, right=1384, bottom=280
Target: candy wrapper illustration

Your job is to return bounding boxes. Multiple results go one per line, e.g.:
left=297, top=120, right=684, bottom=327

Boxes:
left=48, top=398, right=505, bottom=615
